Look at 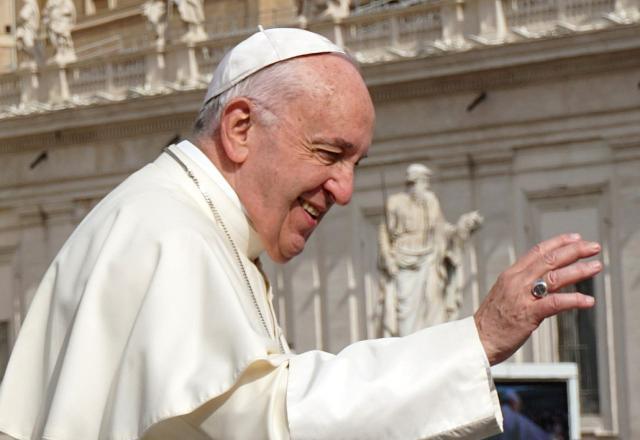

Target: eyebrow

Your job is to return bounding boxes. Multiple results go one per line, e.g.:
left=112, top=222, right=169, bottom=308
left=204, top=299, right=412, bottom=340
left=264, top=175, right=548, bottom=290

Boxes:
left=312, top=137, right=356, bottom=151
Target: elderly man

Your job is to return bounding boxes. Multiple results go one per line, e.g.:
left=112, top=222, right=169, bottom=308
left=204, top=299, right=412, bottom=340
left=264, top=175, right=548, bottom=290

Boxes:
left=0, top=28, right=600, bottom=440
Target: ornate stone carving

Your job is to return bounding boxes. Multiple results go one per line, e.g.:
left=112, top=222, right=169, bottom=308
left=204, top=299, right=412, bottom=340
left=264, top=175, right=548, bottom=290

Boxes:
left=378, top=164, right=482, bottom=336
left=142, top=0, right=167, bottom=50
left=172, top=0, right=207, bottom=43
left=296, top=0, right=351, bottom=26
left=43, top=0, right=77, bottom=65
left=15, top=0, right=41, bottom=67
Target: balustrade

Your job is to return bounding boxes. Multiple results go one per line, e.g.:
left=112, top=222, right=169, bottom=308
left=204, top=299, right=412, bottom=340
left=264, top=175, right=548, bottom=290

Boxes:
left=69, top=63, right=108, bottom=96
left=113, top=57, right=146, bottom=89
left=0, top=75, right=21, bottom=108
left=0, top=0, right=638, bottom=114
left=505, top=0, right=618, bottom=35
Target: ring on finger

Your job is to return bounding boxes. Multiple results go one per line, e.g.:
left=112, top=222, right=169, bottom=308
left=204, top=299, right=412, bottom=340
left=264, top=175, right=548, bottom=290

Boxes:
left=531, top=278, right=548, bottom=298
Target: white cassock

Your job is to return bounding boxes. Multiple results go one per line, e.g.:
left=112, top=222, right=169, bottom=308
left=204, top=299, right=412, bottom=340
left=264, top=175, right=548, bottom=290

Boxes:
left=0, top=141, right=502, bottom=440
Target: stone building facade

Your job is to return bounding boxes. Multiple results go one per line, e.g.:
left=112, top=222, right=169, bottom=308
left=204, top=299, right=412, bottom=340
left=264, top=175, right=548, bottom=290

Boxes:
left=1, top=0, right=639, bottom=438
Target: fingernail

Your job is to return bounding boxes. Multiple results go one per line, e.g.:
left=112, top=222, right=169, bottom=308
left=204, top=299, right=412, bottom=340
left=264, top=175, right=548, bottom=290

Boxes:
left=585, top=296, right=595, bottom=306
left=590, top=242, right=601, bottom=251
left=590, top=260, right=602, bottom=270
left=570, top=233, right=581, bottom=240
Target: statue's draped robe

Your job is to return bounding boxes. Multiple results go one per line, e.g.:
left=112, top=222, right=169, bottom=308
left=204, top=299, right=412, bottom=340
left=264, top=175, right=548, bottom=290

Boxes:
left=175, top=0, right=204, bottom=25
left=0, top=141, right=502, bottom=440
left=380, top=191, right=456, bottom=336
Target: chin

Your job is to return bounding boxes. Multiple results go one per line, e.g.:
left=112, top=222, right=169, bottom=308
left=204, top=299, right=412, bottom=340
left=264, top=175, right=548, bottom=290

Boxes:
left=267, top=239, right=306, bottom=263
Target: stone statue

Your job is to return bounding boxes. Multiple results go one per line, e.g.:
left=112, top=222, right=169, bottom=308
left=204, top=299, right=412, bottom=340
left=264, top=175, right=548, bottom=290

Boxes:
left=43, top=0, right=77, bottom=64
left=296, top=0, right=351, bottom=26
left=172, top=0, right=207, bottom=43
left=323, top=0, right=351, bottom=20
left=142, top=0, right=167, bottom=49
left=16, top=0, right=41, bottom=66
left=378, top=164, right=482, bottom=336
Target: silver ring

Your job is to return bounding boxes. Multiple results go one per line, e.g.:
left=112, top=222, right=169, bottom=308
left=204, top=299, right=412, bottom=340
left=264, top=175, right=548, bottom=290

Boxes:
left=531, top=278, right=548, bottom=298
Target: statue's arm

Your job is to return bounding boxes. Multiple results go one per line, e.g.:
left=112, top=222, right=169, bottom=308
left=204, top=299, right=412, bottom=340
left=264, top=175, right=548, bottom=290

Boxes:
left=378, top=221, right=398, bottom=277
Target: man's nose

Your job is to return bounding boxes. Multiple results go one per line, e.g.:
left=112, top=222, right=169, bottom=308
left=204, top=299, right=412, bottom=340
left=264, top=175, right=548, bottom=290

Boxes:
left=324, top=166, right=354, bottom=206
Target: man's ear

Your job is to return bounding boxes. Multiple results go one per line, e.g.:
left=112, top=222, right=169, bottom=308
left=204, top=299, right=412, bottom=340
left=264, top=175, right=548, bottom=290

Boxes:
left=219, top=97, right=253, bottom=164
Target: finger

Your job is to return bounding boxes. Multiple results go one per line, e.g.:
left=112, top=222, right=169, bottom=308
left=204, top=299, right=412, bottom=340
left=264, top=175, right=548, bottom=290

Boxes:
left=545, top=260, right=602, bottom=292
left=534, top=292, right=595, bottom=321
left=527, top=240, right=601, bottom=281
left=512, top=233, right=581, bottom=273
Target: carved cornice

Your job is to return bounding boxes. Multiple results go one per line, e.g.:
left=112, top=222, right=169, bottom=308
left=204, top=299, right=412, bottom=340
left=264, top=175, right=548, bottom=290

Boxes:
left=608, top=134, right=640, bottom=162
left=437, top=150, right=514, bottom=181
left=0, top=113, right=195, bottom=154
left=368, top=46, right=640, bottom=103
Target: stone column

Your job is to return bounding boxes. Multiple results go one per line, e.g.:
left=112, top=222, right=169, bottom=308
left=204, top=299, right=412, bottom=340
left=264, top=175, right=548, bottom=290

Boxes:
left=440, top=0, right=467, bottom=48
left=476, top=0, right=508, bottom=44
left=333, top=21, right=345, bottom=48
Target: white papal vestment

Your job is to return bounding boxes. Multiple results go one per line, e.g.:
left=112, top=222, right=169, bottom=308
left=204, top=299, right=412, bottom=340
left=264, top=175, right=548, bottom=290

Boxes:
left=0, top=141, right=502, bottom=440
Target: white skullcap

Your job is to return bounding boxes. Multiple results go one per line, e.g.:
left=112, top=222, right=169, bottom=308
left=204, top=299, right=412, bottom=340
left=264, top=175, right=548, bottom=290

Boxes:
left=203, top=27, right=346, bottom=104
left=406, top=163, right=432, bottom=182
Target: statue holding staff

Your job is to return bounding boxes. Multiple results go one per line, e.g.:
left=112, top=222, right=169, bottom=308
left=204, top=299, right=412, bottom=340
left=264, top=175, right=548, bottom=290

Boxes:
left=379, top=164, right=482, bottom=336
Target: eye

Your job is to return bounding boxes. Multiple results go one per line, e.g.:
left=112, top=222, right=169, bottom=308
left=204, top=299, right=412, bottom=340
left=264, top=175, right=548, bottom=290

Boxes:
left=314, top=147, right=342, bottom=164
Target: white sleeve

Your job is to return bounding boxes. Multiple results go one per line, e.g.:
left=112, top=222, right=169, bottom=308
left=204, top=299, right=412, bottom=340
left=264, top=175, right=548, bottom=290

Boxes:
left=286, top=317, right=503, bottom=440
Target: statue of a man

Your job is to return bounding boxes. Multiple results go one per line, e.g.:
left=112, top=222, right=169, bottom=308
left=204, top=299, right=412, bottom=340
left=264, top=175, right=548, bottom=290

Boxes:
left=378, top=164, right=482, bottom=336
left=43, top=0, right=77, bottom=64
left=16, top=0, right=41, bottom=66
left=172, top=0, right=207, bottom=42
left=296, top=0, right=350, bottom=26
left=142, top=0, right=167, bottom=49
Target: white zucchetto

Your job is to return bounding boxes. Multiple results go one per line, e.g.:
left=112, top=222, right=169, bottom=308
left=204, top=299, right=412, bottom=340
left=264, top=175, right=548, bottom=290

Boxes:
left=203, top=27, right=346, bottom=103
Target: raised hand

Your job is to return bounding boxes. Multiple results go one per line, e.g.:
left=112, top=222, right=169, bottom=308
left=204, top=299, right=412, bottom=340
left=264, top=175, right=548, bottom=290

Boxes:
left=474, top=233, right=602, bottom=365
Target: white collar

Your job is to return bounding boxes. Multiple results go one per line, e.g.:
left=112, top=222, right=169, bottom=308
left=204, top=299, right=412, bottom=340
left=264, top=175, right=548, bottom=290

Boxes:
left=175, top=140, right=242, bottom=210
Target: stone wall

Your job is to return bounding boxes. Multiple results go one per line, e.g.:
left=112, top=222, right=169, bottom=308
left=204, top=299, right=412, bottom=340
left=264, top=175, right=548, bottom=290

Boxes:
left=0, top=1, right=639, bottom=437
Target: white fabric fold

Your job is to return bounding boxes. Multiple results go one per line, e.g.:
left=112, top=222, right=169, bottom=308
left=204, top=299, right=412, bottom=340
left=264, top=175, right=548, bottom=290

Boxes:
left=0, top=146, right=285, bottom=440
left=0, top=142, right=502, bottom=440
left=287, top=317, right=502, bottom=440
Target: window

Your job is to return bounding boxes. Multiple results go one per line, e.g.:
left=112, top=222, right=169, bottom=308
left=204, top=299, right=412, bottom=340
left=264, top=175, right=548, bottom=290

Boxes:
left=558, top=278, right=600, bottom=414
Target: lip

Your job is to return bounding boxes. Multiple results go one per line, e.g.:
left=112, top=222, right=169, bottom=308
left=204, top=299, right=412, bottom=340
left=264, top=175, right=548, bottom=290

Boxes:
left=297, top=198, right=320, bottom=228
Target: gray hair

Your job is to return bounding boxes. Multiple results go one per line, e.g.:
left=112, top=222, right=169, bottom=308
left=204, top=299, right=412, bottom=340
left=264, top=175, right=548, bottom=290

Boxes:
left=193, top=52, right=359, bottom=138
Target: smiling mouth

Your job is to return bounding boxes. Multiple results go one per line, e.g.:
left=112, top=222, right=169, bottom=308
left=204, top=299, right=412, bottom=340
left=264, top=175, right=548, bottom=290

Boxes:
left=299, top=198, right=320, bottom=220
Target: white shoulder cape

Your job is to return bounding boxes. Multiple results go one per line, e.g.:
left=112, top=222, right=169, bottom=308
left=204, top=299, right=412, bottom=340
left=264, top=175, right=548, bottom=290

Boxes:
left=0, top=147, right=285, bottom=440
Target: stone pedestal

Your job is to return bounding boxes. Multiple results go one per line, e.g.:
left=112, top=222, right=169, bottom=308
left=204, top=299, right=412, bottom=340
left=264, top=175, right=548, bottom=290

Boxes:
left=19, top=65, right=39, bottom=105
left=608, top=0, right=640, bottom=23
left=175, top=43, right=200, bottom=86
left=440, top=0, right=467, bottom=49
left=55, top=64, right=70, bottom=102
left=145, top=49, right=166, bottom=90
left=474, top=0, right=508, bottom=44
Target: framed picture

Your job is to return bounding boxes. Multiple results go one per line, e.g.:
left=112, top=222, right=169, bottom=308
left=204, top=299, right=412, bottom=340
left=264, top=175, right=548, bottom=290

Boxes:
left=488, top=362, right=580, bottom=440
